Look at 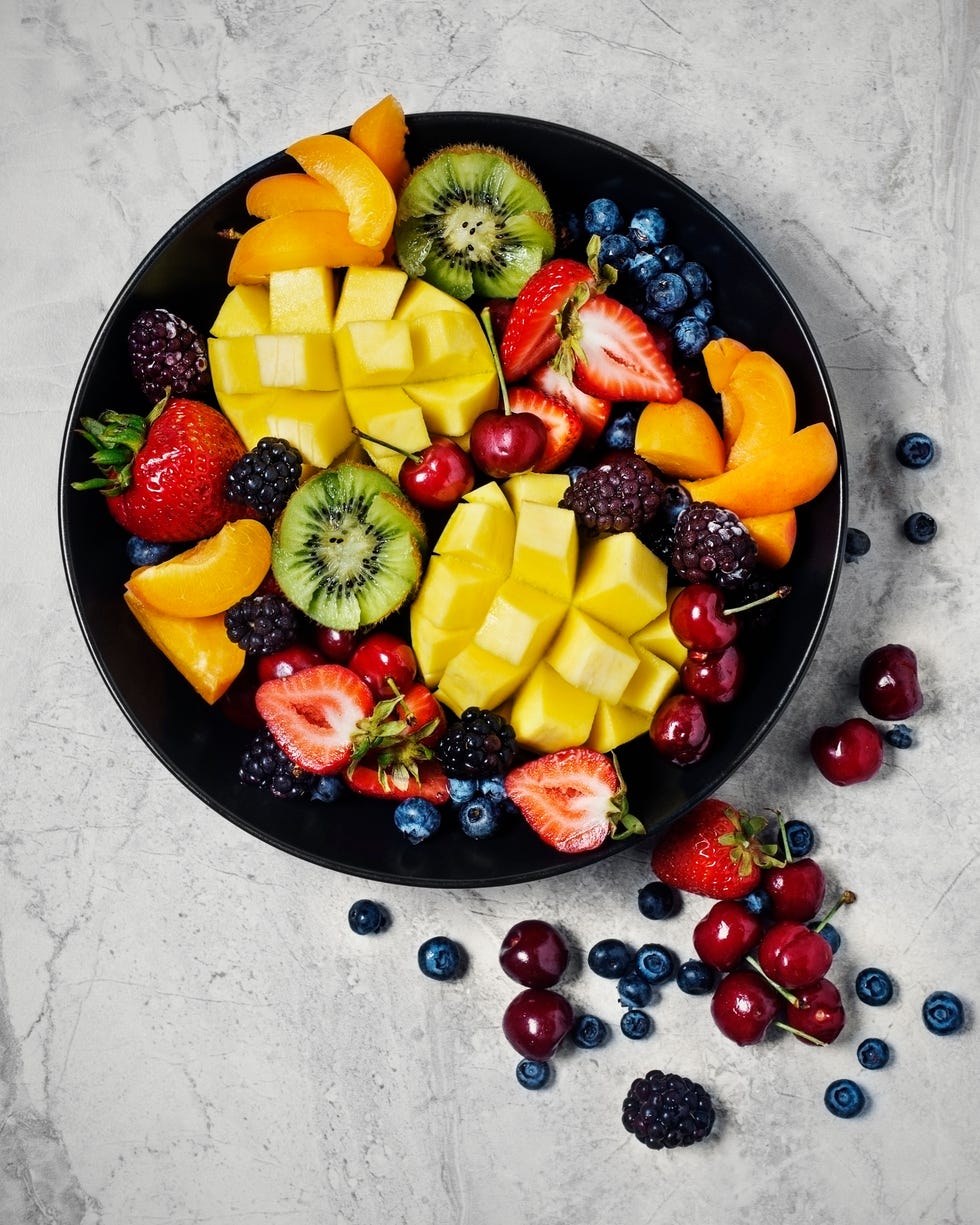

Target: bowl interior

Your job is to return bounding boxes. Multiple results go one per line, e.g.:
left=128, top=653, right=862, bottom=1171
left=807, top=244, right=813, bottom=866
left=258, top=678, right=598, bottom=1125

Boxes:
left=59, top=112, right=846, bottom=887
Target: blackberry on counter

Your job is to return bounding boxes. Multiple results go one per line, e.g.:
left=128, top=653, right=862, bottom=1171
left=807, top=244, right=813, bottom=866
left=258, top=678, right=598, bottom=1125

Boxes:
left=671, top=501, right=758, bottom=589
left=559, top=451, right=665, bottom=534
left=128, top=307, right=210, bottom=402
left=436, top=707, right=516, bottom=780
left=224, top=593, right=298, bottom=656
left=622, top=1069, right=716, bottom=1150
left=225, top=436, right=303, bottom=520
left=239, top=729, right=314, bottom=800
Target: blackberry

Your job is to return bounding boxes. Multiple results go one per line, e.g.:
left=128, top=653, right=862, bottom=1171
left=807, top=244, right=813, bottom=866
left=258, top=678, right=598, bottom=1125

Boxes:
left=239, top=729, right=313, bottom=800
left=559, top=451, right=665, bottom=534
left=225, top=436, right=303, bottom=520
left=128, top=307, right=210, bottom=402
left=671, top=501, right=757, bottom=589
left=622, top=1070, right=715, bottom=1149
left=436, top=707, right=516, bottom=780
left=224, top=593, right=298, bottom=656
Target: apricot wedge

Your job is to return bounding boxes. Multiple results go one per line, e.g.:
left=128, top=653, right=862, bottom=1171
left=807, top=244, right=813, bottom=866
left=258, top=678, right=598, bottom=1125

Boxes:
left=286, top=133, right=397, bottom=249
left=227, top=211, right=385, bottom=285
left=681, top=422, right=838, bottom=518
left=724, top=351, right=797, bottom=468
left=634, top=397, right=726, bottom=478
left=743, top=510, right=798, bottom=569
left=350, top=94, right=411, bottom=191
left=245, top=172, right=346, bottom=219
left=703, top=336, right=750, bottom=394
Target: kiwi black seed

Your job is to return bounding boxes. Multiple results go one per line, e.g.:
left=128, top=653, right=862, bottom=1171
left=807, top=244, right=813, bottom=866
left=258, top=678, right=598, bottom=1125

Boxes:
left=271, top=463, right=425, bottom=631
left=394, top=143, right=555, bottom=301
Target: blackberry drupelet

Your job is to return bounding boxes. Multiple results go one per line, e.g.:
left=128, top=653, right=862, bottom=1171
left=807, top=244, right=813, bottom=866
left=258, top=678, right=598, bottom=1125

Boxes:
left=671, top=501, right=757, bottom=589
left=128, top=307, right=210, bottom=401
left=224, top=593, right=298, bottom=656
left=622, top=1069, right=715, bottom=1150
left=559, top=451, right=666, bottom=534
left=436, top=707, right=516, bottom=780
left=225, top=436, right=303, bottom=520
left=239, top=729, right=314, bottom=800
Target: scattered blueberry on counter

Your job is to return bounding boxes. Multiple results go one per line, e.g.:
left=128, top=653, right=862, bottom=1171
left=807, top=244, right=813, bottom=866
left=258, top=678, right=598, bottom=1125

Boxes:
left=418, top=935, right=464, bottom=980
left=922, top=990, right=965, bottom=1035
left=903, top=511, right=937, bottom=544
left=855, top=967, right=895, bottom=1007
left=824, top=1078, right=867, bottom=1119
left=347, top=899, right=389, bottom=935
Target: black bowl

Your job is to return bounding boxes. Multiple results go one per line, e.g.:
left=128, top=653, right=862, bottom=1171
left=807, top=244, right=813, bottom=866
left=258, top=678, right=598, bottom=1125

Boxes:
left=59, top=112, right=846, bottom=887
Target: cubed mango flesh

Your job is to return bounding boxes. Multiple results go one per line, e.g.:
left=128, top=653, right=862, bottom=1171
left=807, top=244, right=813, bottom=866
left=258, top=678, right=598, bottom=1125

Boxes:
left=472, top=578, right=568, bottom=669
left=510, top=502, right=578, bottom=601
left=546, top=608, right=639, bottom=705
left=573, top=532, right=668, bottom=637
left=509, top=662, right=600, bottom=754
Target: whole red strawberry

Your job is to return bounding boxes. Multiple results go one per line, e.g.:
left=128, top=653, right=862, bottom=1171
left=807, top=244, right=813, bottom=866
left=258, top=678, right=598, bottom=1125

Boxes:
left=649, top=797, right=781, bottom=899
left=73, top=393, right=253, bottom=542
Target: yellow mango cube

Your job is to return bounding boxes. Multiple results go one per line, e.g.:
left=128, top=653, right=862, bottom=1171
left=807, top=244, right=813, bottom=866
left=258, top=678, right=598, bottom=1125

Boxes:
left=334, top=318, right=414, bottom=387
left=410, top=605, right=472, bottom=687
left=586, top=702, right=652, bottom=753
left=268, top=266, right=336, bottom=333
left=509, top=662, right=599, bottom=753
left=403, top=371, right=499, bottom=437
left=409, top=310, right=495, bottom=381
left=333, top=265, right=408, bottom=329
left=344, top=386, right=431, bottom=479
left=547, top=608, right=639, bottom=704
left=573, top=532, right=668, bottom=637
left=393, top=277, right=473, bottom=320
left=631, top=588, right=688, bottom=671
left=620, top=645, right=679, bottom=715
left=462, top=480, right=510, bottom=510
left=211, top=285, right=271, bottom=337
left=436, top=643, right=529, bottom=716
left=473, top=578, right=568, bottom=669
left=208, top=336, right=264, bottom=394
left=254, top=334, right=340, bottom=390
left=434, top=501, right=515, bottom=575
left=218, top=389, right=352, bottom=469
left=510, top=502, right=578, bottom=601
left=411, top=554, right=500, bottom=631
left=503, top=471, right=571, bottom=511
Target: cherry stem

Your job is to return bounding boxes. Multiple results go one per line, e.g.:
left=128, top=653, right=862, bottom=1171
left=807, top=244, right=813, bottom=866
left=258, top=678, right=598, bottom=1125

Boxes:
left=724, top=585, right=792, bottom=618
left=351, top=428, right=421, bottom=463
left=774, top=1020, right=827, bottom=1047
left=813, top=889, right=857, bottom=933
left=744, top=956, right=801, bottom=1008
left=480, top=306, right=512, bottom=416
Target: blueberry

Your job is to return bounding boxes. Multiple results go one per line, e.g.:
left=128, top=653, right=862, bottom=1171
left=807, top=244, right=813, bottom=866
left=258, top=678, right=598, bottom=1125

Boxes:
left=598, top=232, right=636, bottom=270
left=885, top=724, right=914, bottom=749
left=394, top=796, right=442, bottom=845
left=895, top=431, right=935, bottom=469
left=587, top=938, right=633, bottom=979
left=691, top=297, right=715, bottom=323
left=811, top=921, right=841, bottom=954
left=676, top=959, right=718, bottom=995
left=477, top=775, right=507, bottom=802
left=126, top=536, right=174, bottom=567
left=564, top=463, right=589, bottom=484
left=310, top=774, right=344, bottom=803
left=743, top=887, right=772, bottom=917
left=922, top=990, right=965, bottom=1035
left=628, top=207, right=668, bottom=247
left=824, top=1078, right=867, bottom=1119
left=671, top=314, right=710, bottom=359
left=418, top=935, right=464, bottom=980
left=855, top=967, right=894, bottom=1006
left=601, top=408, right=638, bottom=451
left=679, top=260, right=711, bottom=299
left=625, top=250, right=665, bottom=287
left=647, top=271, right=689, bottom=314
left=642, top=307, right=677, bottom=332
left=515, top=1058, right=551, bottom=1090
left=347, top=899, right=388, bottom=935
left=903, top=511, right=937, bottom=544
left=457, top=794, right=503, bottom=839
left=634, top=943, right=678, bottom=985
left=447, top=776, right=479, bottom=804
left=785, top=819, right=815, bottom=858
left=617, top=971, right=654, bottom=1009
left=637, top=880, right=679, bottom=920
left=708, top=325, right=727, bottom=340
left=857, top=1037, right=891, bottom=1069
left=845, top=526, right=872, bottom=561
left=655, top=242, right=686, bottom=269
left=661, top=483, right=693, bottom=526
left=572, top=1013, right=609, bottom=1049
left=620, top=1009, right=652, bottom=1040
left=583, top=197, right=624, bottom=237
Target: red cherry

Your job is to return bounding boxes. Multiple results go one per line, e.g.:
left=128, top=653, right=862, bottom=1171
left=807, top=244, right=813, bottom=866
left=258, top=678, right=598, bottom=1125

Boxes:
left=469, top=408, right=547, bottom=479
left=649, top=692, right=712, bottom=765
left=256, top=642, right=327, bottom=683
left=858, top=643, right=923, bottom=721
left=757, top=920, right=833, bottom=990
left=218, top=668, right=262, bottom=730
left=398, top=438, right=475, bottom=509
left=810, top=717, right=884, bottom=786
left=784, top=977, right=846, bottom=1045
left=669, top=583, right=739, bottom=652
left=348, top=631, right=417, bottom=700
left=313, top=625, right=359, bottom=662
left=693, top=899, right=764, bottom=972
left=680, top=644, right=746, bottom=704
left=502, top=987, right=575, bottom=1060
left=710, top=968, right=782, bottom=1046
left=763, top=858, right=826, bottom=923
left=498, top=920, right=569, bottom=988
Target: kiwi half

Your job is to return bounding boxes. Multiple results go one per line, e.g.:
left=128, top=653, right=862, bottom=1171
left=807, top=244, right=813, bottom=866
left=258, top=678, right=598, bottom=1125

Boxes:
left=272, top=463, right=425, bottom=630
left=394, top=143, right=555, bottom=300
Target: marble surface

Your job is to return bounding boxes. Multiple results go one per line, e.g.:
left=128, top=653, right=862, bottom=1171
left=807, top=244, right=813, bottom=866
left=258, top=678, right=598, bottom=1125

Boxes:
left=4, top=0, right=979, bottom=1220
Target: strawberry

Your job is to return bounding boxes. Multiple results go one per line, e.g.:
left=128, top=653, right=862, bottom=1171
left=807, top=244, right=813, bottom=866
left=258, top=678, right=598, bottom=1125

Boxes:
left=394, top=682, right=448, bottom=746
left=649, top=798, right=782, bottom=899
left=499, top=259, right=594, bottom=382
left=254, top=663, right=375, bottom=774
left=505, top=747, right=643, bottom=854
left=526, top=362, right=611, bottom=447
left=508, top=386, right=583, bottom=473
left=345, top=756, right=451, bottom=804
left=72, top=393, right=253, bottom=542
left=563, top=295, right=683, bottom=404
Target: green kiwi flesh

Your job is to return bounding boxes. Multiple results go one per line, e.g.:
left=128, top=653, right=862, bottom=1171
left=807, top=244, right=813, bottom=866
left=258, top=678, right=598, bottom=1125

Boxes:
left=272, top=464, right=425, bottom=630
left=394, top=144, right=555, bottom=300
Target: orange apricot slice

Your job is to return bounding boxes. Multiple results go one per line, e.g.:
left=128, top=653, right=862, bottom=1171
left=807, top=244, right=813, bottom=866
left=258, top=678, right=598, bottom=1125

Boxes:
left=126, top=518, right=272, bottom=617
left=634, top=397, right=726, bottom=478
left=681, top=422, right=839, bottom=518
left=227, top=211, right=385, bottom=285
left=743, top=510, right=798, bottom=569
left=286, top=133, right=397, bottom=249
left=703, top=336, right=750, bottom=394
left=724, top=351, right=797, bottom=468
left=350, top=94, right=411, bottom=191
left=245, top=172, right=346, bottom=219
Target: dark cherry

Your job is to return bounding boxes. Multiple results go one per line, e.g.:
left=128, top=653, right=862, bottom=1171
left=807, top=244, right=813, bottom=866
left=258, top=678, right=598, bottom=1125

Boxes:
left=348, top=631, right=417, bottom=700
left=858, top=643, right=923, bottom=721
left=218, top=669, right=262, bottom=730
left=502, top=987, right=575, bottom=1060
left=757, top=919, right=833, bottom=990
left=784, top=977, right=846, bottom=1045
left=469, top=408, right=548, bottom=479
left=669, top=582, right=739, bottom=652
left=693, top=899, right=764, bottom=972
left=810, top=717, right=884, bottom=786
left=256, top=642, right=327, bottom=683
left=313, top=625, right=359, bottom=662
left=763, top=858, right=826, bottom=923
left=680, top=644, right=746, bottom=704
left=648, top=692, right=712, bottom=765
left=498, top=919, right=570, bottom=988
left=710, top=967, right=782, bottom=1046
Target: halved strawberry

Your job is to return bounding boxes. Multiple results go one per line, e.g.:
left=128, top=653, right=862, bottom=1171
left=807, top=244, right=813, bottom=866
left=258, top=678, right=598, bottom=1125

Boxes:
left=526, top=362, right=611, bottom=447
left=500, top=259, right=594, bottom=382
left=505, top=747, right=644, bottom=854
left=345, top=756, right=451, bottom=804
left=508, top=386, right=583, bottom=473
left=568, top=295, right=683, bottom=403
left=254, top=663, right=374, bottom=774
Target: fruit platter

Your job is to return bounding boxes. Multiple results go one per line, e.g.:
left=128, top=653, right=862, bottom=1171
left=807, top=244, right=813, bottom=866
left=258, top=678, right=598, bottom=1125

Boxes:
left=59, top=100, right=845, bottom=887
